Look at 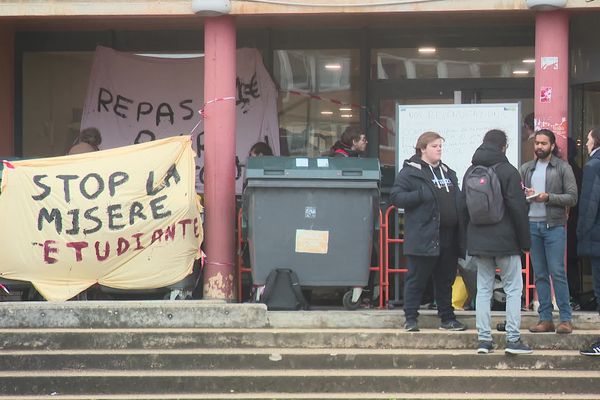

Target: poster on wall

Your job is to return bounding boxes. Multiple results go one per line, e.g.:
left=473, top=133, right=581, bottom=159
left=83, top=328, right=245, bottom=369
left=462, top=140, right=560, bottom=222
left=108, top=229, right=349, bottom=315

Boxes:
left=540, top=87, right=553, bottom=103
left=0, top=137, right=203, bottom=301
left=80, top=46, right=280, bottom=194
left=541, top=56, right=559, bottom=71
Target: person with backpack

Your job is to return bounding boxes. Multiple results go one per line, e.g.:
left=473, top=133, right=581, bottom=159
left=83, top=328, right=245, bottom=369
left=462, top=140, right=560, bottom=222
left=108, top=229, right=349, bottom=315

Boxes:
left=390, top=131, right=466, bottom=332
left=463, top=129, right=532, bottom=355
left=520, top=129, right=577, bottom=335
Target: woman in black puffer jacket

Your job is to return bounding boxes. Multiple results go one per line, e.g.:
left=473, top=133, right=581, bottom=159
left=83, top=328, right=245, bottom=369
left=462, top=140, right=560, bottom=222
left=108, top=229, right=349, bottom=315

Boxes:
left=390, top=131, right=466, bottom=332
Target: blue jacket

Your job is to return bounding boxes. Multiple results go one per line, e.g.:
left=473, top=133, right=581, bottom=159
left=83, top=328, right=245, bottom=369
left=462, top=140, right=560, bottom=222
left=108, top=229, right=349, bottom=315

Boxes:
left=390, top=155, right=465, bottom=257
left=577, top=149, right=600, bottom=257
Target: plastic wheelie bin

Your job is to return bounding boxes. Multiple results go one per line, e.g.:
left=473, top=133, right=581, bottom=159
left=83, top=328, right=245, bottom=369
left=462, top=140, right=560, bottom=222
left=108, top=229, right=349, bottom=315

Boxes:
left=243, top=156, right=380, bottom=309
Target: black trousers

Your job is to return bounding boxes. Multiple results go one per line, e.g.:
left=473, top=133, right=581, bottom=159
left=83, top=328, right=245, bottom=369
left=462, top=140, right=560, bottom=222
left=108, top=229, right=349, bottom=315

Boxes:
left=403, top=228, right=459, bottom=322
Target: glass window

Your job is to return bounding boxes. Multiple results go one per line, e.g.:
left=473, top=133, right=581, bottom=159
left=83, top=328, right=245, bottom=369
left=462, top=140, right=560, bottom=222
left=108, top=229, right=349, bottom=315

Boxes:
left=274, top=49, right=360, bottom=157
left=582, top=84, right=600, bottom=132
left=372, top=47, right=535, bottom=80
left=22, top=52, right=94, bottom=157
left=574, top=83, right=600, bottom=167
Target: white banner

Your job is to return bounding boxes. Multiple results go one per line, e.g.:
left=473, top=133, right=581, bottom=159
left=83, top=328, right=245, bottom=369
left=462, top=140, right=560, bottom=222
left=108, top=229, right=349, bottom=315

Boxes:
left=81, top=46, right=280, bottom=193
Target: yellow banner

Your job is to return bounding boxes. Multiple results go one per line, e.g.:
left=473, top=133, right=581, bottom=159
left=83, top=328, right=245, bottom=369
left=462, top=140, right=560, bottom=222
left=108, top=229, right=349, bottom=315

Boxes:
left=0, top=136, right=203, bottom=301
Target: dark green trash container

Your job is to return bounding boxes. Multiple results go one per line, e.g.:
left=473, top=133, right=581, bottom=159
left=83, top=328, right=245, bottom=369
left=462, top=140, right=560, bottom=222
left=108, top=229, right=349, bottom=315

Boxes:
left=243, top=156, right=380, bottom=289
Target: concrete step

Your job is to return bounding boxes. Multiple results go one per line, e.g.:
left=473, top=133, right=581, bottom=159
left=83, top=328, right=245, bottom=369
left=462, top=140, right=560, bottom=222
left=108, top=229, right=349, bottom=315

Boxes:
left=0, top=369, right=599, bottom=396
left=0, top=328, right=598, bottom=350
left=0, top=301, right=598, bottom=330
left=268, top=308, right=600, bottom=330
left=0, top=301, right=267, bottom=329
left=0, top=348, right=597, bottom=371
left=1, top=302, right=597, bottom=398
left=4, top=395, right=600, bottom=400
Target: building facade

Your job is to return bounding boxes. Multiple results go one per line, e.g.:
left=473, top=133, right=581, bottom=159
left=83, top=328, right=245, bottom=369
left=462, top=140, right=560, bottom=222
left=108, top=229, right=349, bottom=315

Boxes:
left=1, top=0, right=599, bottom=299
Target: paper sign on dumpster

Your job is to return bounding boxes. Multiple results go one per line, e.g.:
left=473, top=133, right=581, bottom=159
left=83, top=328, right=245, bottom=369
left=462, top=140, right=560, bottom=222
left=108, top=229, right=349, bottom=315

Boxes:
left=295, top=229, right=329, bottom=254
left=0, top=136, right=203, bottom=301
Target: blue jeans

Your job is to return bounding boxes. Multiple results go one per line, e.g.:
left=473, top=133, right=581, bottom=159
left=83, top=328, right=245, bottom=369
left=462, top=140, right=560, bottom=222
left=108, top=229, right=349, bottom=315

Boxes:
left=529, top=222, right=572, bottom=322
left=474, top=255, right=523, bottom=343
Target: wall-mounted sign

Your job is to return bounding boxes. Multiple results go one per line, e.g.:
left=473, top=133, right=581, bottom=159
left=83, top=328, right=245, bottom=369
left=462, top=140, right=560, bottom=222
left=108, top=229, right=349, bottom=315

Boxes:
left=541, top=56, right=559, bottom=71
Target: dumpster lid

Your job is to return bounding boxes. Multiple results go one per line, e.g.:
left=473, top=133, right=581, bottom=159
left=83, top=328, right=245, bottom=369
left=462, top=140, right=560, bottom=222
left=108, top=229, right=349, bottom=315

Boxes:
left=245, top=157, right=380, bottom=181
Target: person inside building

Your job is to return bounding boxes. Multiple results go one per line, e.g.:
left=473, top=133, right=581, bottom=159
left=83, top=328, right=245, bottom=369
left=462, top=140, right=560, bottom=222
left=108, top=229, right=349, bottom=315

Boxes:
left=329, top=125, right=367, bottom=157
left=566, top=137, right=583, bottom=304
left=390, top=131, right=466, bottom=332
left=68, top=127, right=102, bottom=155
left=520, top=129, right=577, bottom=335
left=521, top=112, right=535, bottom=164
left=249, top=141, right=273, bottom=157
left=465, top=129, right=532, bottom=355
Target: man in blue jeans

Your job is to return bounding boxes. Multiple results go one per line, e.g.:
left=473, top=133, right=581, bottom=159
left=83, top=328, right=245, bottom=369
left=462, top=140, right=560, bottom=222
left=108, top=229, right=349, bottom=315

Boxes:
left=464, top=130, right=532, bottom=355
left=520, top=129, right=578, bottom=334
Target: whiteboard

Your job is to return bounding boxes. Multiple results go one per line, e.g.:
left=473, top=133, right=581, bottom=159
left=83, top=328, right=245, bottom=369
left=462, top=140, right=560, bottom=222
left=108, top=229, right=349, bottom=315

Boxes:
left=396, top=103, right=520, bottom=186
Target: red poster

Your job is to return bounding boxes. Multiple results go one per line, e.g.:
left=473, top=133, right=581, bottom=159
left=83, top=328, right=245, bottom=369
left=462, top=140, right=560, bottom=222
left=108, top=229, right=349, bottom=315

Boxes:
left=540, top=87, right=552, bottom=103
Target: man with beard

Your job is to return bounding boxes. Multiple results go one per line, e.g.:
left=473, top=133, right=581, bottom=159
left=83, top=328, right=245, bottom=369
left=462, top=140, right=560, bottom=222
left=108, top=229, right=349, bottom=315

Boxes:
left=520, top=129, right=578, bottom=334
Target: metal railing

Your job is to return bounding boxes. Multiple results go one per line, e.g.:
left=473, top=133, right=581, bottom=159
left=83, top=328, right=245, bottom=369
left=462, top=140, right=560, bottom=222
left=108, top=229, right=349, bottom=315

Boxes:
left=379, top=205, right=535, bottom=309
left=237, top=205, right=535, bottom=309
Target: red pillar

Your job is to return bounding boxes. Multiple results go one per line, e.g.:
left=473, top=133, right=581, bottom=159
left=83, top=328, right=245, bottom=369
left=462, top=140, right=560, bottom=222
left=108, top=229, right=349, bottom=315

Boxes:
left=534, top=10, right=569, bottom=160
left=203, top=16, right=236, bottom=301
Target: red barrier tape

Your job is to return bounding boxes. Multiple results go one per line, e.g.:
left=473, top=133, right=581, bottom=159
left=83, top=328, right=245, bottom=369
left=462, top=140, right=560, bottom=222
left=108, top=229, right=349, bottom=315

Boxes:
left=1, top=160, right=14, bottom=169
left=284, top=90, right=395, bottom=137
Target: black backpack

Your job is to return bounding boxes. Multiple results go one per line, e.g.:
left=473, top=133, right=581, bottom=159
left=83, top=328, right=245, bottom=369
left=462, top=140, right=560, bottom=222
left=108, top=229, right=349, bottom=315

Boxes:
left=464, top=163, right=505, bottom=225
left=260, top=268, right=309, bottom=311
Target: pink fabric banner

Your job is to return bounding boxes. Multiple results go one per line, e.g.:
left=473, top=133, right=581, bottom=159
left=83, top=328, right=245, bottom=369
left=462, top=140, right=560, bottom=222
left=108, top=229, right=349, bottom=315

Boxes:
left=81, top=46, right=279, bottom=193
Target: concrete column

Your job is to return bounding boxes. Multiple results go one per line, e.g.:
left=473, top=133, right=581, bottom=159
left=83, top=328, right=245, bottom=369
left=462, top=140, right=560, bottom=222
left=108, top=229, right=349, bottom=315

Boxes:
left=202, top=16, right=236, bottom=301
left=0, top=25, right=15, bottom=156
left=534, top=10, right=569, bottom=159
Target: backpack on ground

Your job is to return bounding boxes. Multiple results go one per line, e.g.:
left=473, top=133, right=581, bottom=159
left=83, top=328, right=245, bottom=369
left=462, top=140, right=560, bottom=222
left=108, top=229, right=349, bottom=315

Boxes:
left=260, top=268, right=309, bottom=311
left=464, top=163, right=505, bottom=225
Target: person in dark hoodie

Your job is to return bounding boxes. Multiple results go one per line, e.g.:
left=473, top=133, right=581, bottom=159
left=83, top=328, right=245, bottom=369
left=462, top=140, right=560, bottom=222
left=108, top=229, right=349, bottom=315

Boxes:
left=329, top=126, right=367, bottom=157
left=464, top=129, right=532, bottom=355
left=390, top=131, right=466, bottom=332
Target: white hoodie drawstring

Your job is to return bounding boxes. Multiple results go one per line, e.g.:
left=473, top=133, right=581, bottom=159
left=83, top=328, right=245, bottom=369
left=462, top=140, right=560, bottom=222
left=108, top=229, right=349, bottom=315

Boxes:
left=428, top=165, right=441, bottom=189
left=439, top=166, right=450, bottom=192
left=429, top=164, right=450, bottom=193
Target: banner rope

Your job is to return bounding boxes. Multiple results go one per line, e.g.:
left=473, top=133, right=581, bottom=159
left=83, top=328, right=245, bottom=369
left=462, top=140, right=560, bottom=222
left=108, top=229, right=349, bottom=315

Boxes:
left=191, top=96, right=237, bottom=135
left=1, top=160, right=14, bottom=169
left=190, top=92, right=396, bottom=137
